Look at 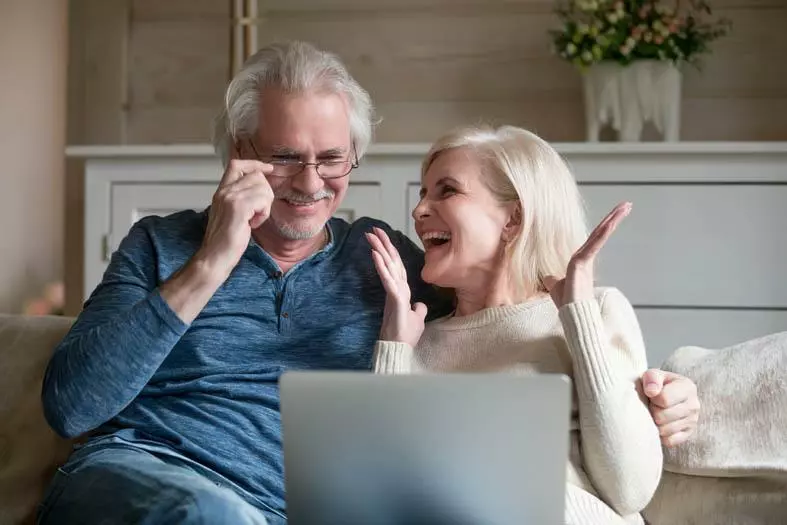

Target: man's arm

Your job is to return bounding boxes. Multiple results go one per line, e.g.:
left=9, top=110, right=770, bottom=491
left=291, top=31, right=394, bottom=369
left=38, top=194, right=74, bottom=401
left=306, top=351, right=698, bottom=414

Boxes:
left=42, top=159, right=274, bottom=439
left=42, top=221, right=192, bottom=438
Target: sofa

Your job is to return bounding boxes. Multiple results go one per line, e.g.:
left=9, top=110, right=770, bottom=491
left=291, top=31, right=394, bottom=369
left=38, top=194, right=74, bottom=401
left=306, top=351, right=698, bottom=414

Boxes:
left=0, top=315, right=74, bottom=525
left=1, top=313, right=785, bottom=525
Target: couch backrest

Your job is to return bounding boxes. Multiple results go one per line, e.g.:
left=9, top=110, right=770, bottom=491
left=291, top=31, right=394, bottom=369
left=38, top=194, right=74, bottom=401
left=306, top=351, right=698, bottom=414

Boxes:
left=0, top=314, right=75, bottom=525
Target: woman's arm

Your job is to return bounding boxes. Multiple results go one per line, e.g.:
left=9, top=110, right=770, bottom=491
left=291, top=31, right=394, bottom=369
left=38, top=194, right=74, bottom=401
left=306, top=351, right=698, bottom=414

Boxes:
left=367, top=227, right=428, bottom=375
left=560, top=287, right=663, bottom=516
left=372, top=341, right=418, bottom=374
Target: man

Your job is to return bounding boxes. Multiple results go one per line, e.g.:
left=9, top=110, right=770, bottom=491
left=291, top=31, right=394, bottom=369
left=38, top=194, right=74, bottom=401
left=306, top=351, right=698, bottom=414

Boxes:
left=39, top=41, right=700, bottom=525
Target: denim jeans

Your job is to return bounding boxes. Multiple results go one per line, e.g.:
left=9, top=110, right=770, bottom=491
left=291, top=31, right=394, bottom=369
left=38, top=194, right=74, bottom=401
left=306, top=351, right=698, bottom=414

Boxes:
left=37, top=443, right=275, bottom=525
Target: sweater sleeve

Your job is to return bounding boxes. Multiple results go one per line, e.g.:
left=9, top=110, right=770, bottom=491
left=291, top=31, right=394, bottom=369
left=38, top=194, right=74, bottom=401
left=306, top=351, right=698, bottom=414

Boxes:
left=41, top=220, right=189, bottom=439
left=372, top=341, right=420, bottom=374
left=558, top=288, right=663, bottom=516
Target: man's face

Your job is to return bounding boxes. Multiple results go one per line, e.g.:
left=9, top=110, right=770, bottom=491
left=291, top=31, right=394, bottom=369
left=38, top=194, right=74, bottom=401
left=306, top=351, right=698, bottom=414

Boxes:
left=253, top=88, right=353, bottom=240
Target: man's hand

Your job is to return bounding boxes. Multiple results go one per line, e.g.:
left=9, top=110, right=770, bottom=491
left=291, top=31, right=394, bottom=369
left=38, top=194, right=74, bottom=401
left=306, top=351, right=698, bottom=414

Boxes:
left=642, top=369, right=701, bottom=447
left=197, top=159, right=275, bottom=280
left=160, top=159, right=274, bottom=324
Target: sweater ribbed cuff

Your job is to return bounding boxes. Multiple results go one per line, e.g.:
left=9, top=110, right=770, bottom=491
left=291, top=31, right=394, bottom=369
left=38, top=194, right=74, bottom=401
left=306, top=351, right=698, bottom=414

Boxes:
left=372, top=341, right=414, bottom=374
left=559, top=299, right=615, bottom=399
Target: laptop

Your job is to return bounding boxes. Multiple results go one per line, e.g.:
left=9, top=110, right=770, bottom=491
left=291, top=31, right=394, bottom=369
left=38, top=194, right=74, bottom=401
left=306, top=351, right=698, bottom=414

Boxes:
left=279, top=372, right=572, bottom=525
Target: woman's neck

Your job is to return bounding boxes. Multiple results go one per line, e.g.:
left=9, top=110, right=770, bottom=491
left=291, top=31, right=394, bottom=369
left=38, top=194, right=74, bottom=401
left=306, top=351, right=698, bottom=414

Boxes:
left=453, top=268, right=543, bottom=318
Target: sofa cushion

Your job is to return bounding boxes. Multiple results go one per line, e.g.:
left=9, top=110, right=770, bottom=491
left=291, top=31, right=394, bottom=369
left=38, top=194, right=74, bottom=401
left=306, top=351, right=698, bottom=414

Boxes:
left=643, top=331, right=787, bottom=524
left=0, top=314, right=74, bottom=525
left=661, top=331, right=787, bottom=477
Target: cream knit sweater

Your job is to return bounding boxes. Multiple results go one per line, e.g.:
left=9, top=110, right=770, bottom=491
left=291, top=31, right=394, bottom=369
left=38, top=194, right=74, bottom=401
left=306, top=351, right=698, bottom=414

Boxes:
left=373, top=287, right=663, bottom=525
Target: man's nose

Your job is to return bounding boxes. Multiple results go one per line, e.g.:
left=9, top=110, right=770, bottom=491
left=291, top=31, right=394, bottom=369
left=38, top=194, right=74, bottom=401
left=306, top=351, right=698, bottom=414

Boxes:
left=290, top=164, right=323, bottom=195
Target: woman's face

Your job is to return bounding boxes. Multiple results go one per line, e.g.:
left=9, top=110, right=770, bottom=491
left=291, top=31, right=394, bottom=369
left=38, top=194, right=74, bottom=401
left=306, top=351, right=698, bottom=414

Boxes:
left=413, top=147, right=516, bottom=289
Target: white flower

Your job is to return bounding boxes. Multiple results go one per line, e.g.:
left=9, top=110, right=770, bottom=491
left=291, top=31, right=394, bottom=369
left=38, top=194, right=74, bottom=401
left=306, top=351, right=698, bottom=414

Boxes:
left=578, top=23, right=590, bottom=34
left=581, top=50, right=594, bottom=62
left=607, top=12, right=619, bottom=23
left=566, top=43, right=578, bottom=55
left=626, top=37, right=636, bottom=48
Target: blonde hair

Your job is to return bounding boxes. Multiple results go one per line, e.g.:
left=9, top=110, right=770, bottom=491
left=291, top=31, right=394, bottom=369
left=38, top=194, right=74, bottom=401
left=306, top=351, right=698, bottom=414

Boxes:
left=422, top=125, right=588, bottom=298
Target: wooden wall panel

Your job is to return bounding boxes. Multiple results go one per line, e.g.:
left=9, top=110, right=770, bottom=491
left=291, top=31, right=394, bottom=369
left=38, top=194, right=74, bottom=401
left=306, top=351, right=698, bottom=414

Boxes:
left=251, top=0, right=787, bottom=142
left=125, top=0, right=229, bottom=143
left=69, top=0, right=787, bottom=145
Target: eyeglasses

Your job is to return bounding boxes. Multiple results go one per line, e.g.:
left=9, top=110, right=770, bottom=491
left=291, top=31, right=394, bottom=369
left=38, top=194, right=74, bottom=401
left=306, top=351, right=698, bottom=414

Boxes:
left=248, top=141, right=359, bottom=179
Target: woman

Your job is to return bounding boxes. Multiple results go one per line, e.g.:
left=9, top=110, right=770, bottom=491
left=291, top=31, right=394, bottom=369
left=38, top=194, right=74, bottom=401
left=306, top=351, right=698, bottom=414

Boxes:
left=366, top=125, right=662, bottom=524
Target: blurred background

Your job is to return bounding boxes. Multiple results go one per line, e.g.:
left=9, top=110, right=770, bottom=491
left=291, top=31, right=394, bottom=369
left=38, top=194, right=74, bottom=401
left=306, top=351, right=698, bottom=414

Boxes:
left=1, top=0, right=785, bottom=318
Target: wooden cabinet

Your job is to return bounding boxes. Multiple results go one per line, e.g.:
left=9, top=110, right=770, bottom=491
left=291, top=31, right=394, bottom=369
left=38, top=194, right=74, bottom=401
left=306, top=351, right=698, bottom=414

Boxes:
left=69, top=142, right=787, bottom=365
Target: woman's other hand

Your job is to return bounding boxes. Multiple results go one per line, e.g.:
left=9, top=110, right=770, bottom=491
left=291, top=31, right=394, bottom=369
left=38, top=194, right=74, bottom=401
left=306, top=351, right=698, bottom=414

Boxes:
left=367, top=227, right=427, bottom=347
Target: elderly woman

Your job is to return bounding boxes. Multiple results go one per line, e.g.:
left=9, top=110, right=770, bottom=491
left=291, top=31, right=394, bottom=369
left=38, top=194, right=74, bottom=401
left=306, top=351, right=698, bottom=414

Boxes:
left=366, top=125, right=663, bottom=524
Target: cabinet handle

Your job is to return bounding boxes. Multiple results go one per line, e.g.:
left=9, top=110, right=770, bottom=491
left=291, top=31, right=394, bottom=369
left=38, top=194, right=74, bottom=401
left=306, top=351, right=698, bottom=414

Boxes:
left=102, top=234, right=112, bottom=262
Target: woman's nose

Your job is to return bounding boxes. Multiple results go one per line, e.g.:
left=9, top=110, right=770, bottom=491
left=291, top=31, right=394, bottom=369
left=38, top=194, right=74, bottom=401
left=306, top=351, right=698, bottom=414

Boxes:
left=412, top=197, right=430, bottom=221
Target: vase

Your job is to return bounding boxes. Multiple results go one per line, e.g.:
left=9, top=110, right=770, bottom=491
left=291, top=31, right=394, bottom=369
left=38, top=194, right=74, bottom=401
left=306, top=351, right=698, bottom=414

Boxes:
left=582, top=60, right=682, bottom=142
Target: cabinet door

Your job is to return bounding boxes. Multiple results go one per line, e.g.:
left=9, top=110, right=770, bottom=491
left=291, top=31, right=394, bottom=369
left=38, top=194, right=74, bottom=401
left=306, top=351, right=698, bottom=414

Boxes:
left=330, top=183, right=383, bottom=224
left=578, top=183, right=787, bottom=364
left=110, top=183, right=215, bottom=253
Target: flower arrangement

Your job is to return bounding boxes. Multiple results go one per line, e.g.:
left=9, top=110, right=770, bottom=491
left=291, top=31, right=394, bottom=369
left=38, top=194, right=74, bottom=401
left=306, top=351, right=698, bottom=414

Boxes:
left=550, top=0, right=731, bottom=69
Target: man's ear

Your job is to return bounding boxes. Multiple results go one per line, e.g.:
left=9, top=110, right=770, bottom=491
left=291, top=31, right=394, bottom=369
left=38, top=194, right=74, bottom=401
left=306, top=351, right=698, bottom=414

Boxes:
left=502, top=202, right=522, bottom=242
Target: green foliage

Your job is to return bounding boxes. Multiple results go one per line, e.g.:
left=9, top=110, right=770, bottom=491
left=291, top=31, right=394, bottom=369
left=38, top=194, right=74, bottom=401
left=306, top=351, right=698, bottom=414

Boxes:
left=549, top=0, right=731, bottom=69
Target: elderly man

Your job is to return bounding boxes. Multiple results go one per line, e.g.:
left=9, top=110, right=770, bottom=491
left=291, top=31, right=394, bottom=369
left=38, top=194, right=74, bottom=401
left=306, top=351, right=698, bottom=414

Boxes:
left=39, top=41, right=700, bottom=525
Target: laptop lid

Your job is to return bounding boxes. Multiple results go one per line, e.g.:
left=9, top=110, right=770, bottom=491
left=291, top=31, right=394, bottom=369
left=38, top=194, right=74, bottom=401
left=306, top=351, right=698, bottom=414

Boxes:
left=280, top=372, right=571, bottom=525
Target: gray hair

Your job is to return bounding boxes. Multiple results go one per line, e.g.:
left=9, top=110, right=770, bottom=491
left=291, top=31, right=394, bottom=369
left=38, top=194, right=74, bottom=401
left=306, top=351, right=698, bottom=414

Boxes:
left=212, top=41, right=375, bottom=166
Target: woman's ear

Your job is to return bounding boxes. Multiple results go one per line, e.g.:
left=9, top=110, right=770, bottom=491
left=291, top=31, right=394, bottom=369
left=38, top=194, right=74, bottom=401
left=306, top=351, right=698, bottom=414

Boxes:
left=502, top=202, right=522, bottom=242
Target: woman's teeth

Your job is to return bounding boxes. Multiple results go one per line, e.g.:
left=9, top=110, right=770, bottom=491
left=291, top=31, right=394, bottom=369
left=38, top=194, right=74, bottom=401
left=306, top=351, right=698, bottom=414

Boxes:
left=421, top=231, right=451, bottom=247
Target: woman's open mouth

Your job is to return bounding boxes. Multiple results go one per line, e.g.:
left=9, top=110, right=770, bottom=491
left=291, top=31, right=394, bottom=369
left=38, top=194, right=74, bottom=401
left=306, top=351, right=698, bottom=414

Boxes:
left=421, top=231, right=451, bottom=250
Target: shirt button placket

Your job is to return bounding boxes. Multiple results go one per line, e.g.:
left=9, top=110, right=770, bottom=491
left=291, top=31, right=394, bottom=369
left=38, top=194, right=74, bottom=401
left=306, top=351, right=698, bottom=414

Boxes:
left=274, top=271, right=290, bottom=333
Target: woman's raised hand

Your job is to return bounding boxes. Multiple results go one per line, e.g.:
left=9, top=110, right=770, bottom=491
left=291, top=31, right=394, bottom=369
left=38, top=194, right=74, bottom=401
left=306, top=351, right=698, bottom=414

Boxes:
left=543, top=202, right=632, bottom=308
left=366, top=227, right=427, bottom=347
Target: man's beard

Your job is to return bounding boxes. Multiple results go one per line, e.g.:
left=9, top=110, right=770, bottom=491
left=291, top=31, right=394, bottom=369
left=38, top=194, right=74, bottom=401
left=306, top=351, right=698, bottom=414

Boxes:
left=271, top=188, right=335, bottom=240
